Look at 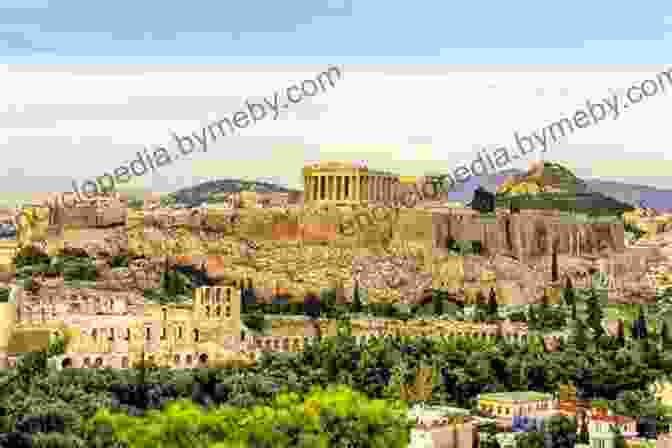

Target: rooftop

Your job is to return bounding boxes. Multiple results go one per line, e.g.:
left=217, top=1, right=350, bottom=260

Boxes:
left=591, top=415, right=637, bottom=424
left=479, top=391, right=553, bottom=402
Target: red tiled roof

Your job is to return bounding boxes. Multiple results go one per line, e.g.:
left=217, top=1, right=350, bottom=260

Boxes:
left=591, top=415, right=636, bottom=424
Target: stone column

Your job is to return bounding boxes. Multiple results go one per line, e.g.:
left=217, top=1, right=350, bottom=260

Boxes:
left=355, top=174, right=360, bottom=201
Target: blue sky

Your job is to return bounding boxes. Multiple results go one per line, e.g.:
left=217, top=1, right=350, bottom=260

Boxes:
left=1, top=0, right=672, bottom=63
left=1, top=1, right=672, bottom=203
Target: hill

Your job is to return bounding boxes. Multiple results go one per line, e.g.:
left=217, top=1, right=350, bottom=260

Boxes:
left=441, top=162, right=670, bottom=213
left=166, top=178, right=301, bottom=207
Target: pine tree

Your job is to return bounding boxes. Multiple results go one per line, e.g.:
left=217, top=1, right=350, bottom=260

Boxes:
left=528, top=305, right=537, bottom=330
left=585, top=288, right=604, bottom=338
left=637, top=304, right=648, bottom=338
left=487, top=288, right=498, bottom=320
left=574, top=319, right=588, bottom=351
left=616, top=319, right=626, bottom=347
left=662, top=320, right=672, bottom=348
left=551, top=240, right=559, bottom=282
left=433, top=289, right=444, bottom=316
left=564, top=276, right=575, bottom=308
left=475, top=291, right=487, bottom=321
left=352, top=279, right=363, bottom=313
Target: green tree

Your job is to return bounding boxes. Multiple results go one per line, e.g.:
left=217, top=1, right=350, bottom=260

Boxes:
left=352, top=279, right=363, bottom=313
left=585, top=287, right=604, bottom=338
left=551, top=240, right=559, bottom=282
left=487, top=288, right=498, bottom=320
left=573, top=318, right=588, bottom=351
left=564, top=276, right=575, bottom=308
left=433, top=289, right=444, bottom=316
left=475, top=291, right=488, bottom=322
left=616, top=319, right=626, bottom=347
left=528, top=305, right=537, bottom=330
left=662, top=320, right=672, bottom=349
left=610, top=425, right=626, bottom=448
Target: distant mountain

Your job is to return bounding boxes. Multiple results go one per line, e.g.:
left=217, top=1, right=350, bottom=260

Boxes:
left=443, top=166, right=672, bottom=212
left=168, top=178, right=300, bottom=207
left=167, top=168, right=672, bottom=212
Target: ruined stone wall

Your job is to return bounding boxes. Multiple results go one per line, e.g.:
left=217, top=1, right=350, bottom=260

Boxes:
left=124, top=205, right=626, bottom=306
left=432, top=209, right=625, bottom=260
left=268, top=316, right=530, bottom=340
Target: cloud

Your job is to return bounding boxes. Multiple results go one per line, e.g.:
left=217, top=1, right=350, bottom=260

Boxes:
left=0, top=95, right=246, bottom=128
left=0, top=30, right=54, bottom=53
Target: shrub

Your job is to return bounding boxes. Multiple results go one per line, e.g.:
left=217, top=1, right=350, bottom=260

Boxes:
left=109, top=255, right=129, bottom=269
left=85, top=385, right=412, bottom=448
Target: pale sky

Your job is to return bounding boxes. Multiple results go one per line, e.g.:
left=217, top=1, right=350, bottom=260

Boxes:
left=2, top=1, right=672, bottom=205
left=1, top=64, right=671, bottom=205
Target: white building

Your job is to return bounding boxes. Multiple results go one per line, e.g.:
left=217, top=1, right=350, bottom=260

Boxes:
left=588, top=415, right=637, bottom=448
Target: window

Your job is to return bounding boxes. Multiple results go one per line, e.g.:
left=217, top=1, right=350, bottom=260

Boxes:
left=162, top=308, right=167, bottom=320
left=146, top=327, right=151, bottom=341
left=109, top=328, right=114, bottom=341
left=216, top=305, right=221, bottom=317
left=161, top=328, right=166, bottom=340
left=186, top=354, right=192, bottom=365
left=91, top=329, right=97, bottom=340
left=178, top=326, right=183, bottom=339
left=124, top=328, right=130, bottom=341
left=205, top=305, right=210, bottom=317
left=194, top=329, right=199, bottom=342
left=121, top=357, right=128, bottom=368
left=227, top=288, right=231, bottom=301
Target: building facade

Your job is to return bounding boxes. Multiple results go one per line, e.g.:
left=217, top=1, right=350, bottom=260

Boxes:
left=0, top=285, right=245, bottom=369
left=302, top=161, right=399, bottom=203
left=478, top=392, right=556, bottom=418
left=589, top=415, right=638, bottom=448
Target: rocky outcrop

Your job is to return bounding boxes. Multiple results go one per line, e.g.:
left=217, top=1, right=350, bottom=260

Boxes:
left=352, top=255, right=432, bottom=304
left=431, top=209, right=625, bottom=261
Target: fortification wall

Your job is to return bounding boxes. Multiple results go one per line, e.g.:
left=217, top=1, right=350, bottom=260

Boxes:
left=124, top=205, right=625, bottom=305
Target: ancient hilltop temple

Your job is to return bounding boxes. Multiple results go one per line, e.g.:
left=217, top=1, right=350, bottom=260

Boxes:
left=302, top=161, right=399, bottom=204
